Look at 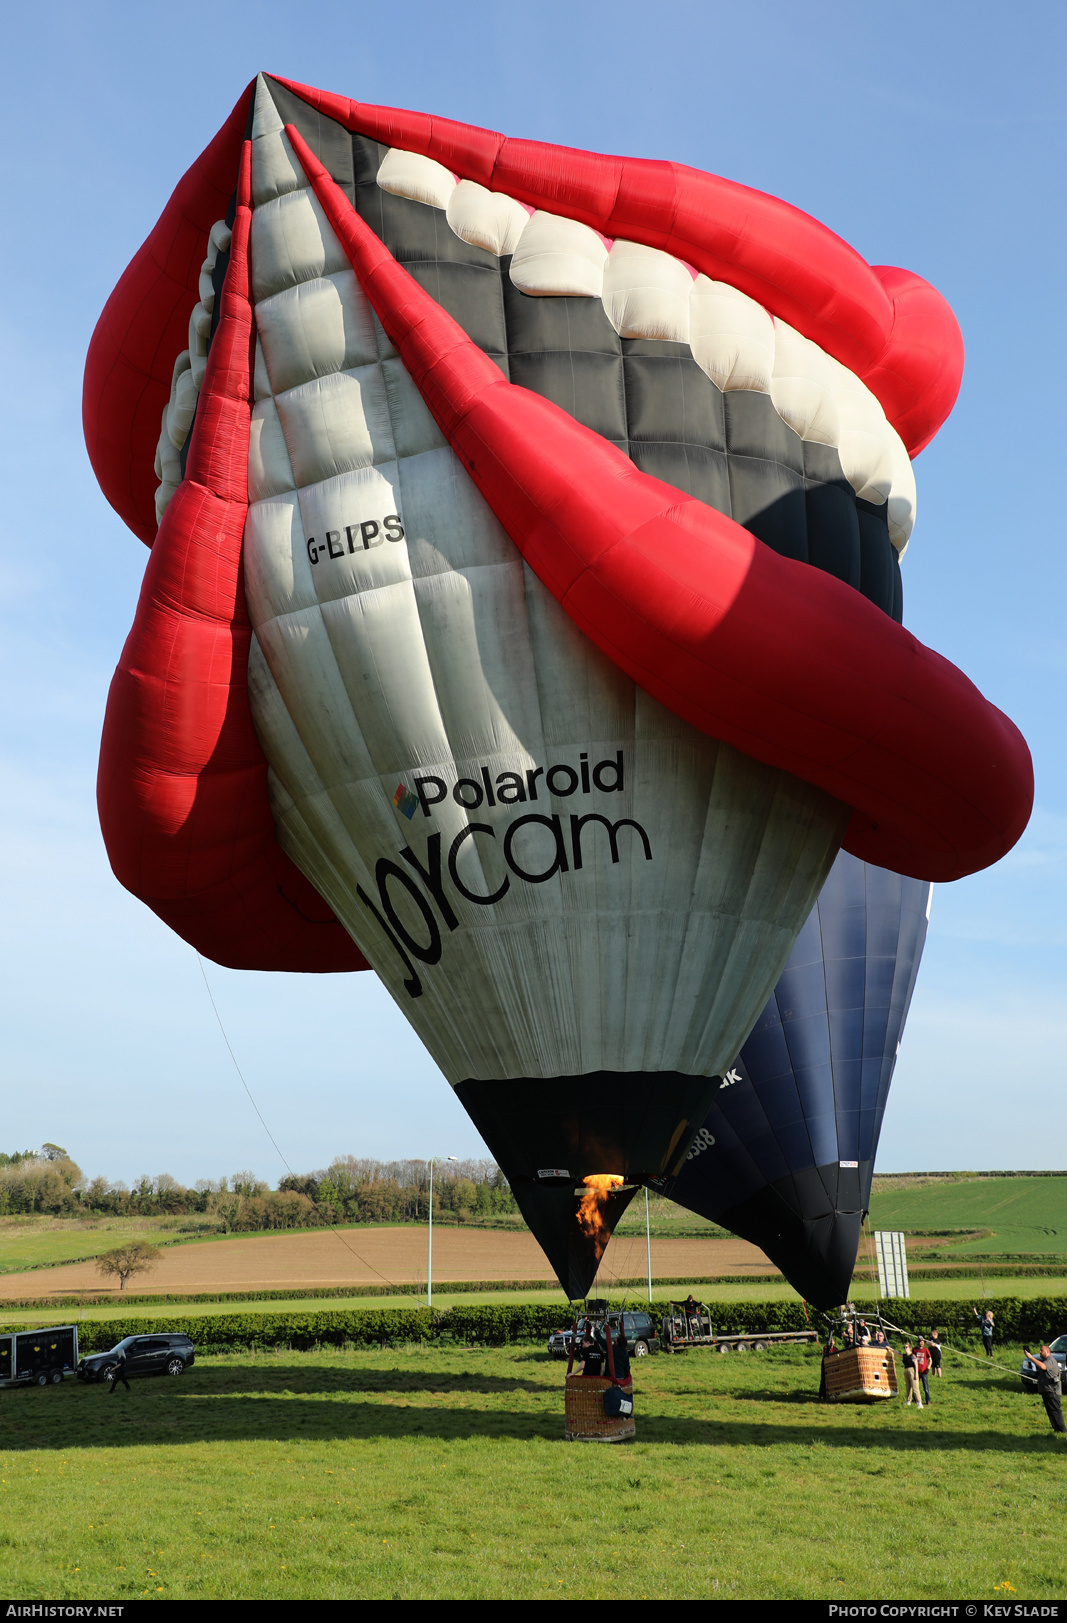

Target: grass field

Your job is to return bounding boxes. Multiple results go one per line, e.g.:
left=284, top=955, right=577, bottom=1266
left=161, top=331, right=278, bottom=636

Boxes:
left=0, top=1341, right=1063, bottom=1599
left=0, top=1216, right=222, bottom=1275
left=867, top=1178, right=1067, bottom=1253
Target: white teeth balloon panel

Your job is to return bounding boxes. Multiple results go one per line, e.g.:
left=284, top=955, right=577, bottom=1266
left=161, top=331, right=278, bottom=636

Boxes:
left=272, top=365, right=398, bottom=488
left=365, top=139, right=915, bottom=553
left=250, top=188, right=351, bottom=304
left=769, top=320, right=841, bottom=446
left=885, top=435, right=917, bottom=551
left=601, top=241, right=694, bottom=343
left=253, top=339, right=273, bottom=403
left=410, top=560, right=543, bottom=761
left=509, top=210, right=610, bottom=298
left=251, top=128, right=306, bottom=208
left=398, top=445, right=516, bottom=578
left=446, top=179, right=531, bottom=257
left=247, top=399, right=298, bottom=503
left=255, top=273, right=382, bottom=395
left=376, top=147, right=458, bottom=211
left=688, top=276, right=775, bottom=394
left=243, top=492, right=317, bottom=624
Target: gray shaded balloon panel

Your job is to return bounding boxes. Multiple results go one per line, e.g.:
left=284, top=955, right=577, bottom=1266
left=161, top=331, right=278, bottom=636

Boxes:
left=661, top=851, right=932, bottom=1305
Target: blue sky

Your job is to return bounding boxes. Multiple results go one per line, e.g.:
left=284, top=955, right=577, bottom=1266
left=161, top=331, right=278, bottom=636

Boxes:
left=2, top=1, right=1064, bottom=1186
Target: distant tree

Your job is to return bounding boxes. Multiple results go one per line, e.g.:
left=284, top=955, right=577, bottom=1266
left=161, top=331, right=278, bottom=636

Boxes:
left=96, top=1242, right=160, bottom=1291
left=231, top=1171, right=267, bottom=1198
left=40, top=1143, right=69, bottom=1162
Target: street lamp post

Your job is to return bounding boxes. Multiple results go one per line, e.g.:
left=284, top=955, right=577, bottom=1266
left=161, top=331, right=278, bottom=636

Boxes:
left=428, top=1156, right=457, bottom=1309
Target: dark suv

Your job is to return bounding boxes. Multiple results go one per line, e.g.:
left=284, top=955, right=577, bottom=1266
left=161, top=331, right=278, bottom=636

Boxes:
left=547, top=1310, right=659, bottom=1359
left=77, top=1333, right=196, bottom=1382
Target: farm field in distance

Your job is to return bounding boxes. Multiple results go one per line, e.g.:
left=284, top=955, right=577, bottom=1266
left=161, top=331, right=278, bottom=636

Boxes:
left=1, top=1342, right=1063, bottom=1600
left=4, top=1274, right=1067, bottom=1332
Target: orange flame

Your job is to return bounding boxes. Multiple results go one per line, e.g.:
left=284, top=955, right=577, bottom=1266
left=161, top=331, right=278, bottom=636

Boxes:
left=576, top=1174, right=625, bottom=1251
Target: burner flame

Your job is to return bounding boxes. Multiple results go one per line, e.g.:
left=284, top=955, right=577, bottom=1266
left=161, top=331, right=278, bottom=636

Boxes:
left=576, top=1174, right=625, bottom=1251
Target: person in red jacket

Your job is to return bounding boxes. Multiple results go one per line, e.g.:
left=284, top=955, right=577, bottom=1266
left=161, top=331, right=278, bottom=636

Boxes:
left=915, top=1337, right=932, bottom=1404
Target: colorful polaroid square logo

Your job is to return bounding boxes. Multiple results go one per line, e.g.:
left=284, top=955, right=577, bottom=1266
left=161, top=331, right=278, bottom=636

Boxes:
left=393, top=782, right=418, bottom=820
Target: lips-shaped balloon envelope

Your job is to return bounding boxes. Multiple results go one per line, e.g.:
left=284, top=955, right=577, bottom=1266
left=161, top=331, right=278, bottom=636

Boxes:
left=654, top=850, right=932, bottom=1308
left=85, top=76, right=1032, bottom=1299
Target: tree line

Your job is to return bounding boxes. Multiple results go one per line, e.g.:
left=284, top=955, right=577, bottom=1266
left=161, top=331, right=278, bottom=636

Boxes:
left=0, top=1146, right=518, bottom=1230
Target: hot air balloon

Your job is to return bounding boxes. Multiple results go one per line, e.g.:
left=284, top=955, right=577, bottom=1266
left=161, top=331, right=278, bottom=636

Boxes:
left=83, top=75, right=1032, bottom=1300
left=651, top=851, right=932, bottom=1308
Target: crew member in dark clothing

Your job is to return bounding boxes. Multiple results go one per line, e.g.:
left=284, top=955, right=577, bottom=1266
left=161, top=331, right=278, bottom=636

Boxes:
left=1025, top=1345, right=1066, bottom=1436
left=107, top=1352, right=130, bottom=1395
left=928, top=1331, right=943, bottom=1378
left=974, top=1308, right=995, bottom=1356
left=576, top=1331, right=605, bottom=1379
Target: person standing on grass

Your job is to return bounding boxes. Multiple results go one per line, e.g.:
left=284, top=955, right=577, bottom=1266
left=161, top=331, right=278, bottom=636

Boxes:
left=915, top=1337, right=932, bottom=1404
left=902, top=1341, right=923, bottom=1407
left=974, top=1307, right=995, bottom=1356
left=106, top=1351, right=130, bottom=1395
left=929, top=1331, right=943, bottom=1378
left=1024, top=1346, right=1066, bottom=1437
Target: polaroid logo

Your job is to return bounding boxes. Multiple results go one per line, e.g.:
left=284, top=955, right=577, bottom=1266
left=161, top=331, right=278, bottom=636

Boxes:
left=406, top=751, right=625, bottom=817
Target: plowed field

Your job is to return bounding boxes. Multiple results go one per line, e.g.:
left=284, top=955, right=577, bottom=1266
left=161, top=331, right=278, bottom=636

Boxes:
left=0, top=1227, right=776, bottom=1299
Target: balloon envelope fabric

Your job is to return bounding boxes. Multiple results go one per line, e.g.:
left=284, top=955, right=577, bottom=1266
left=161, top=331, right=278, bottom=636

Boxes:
left=83, top=74, right=1028, bottom=1299
left=655, top=851, right=932, bottom=1308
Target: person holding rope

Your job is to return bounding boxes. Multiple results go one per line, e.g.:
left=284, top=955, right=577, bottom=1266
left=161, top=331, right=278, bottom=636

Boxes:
left=901, top=1340, right=924, bottom=1408
left=974, top=1307, right=995, bottom=1356
left=915, top=1337, right=932, bottom=1404
left=1023, top=1345, right=1066, bottom=1437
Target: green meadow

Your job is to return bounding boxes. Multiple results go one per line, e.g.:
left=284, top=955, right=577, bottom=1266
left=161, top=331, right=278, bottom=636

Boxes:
left=866, top=1177, right=1067, bottom=1254
left=0, top=1341, right=1062, bottom=1600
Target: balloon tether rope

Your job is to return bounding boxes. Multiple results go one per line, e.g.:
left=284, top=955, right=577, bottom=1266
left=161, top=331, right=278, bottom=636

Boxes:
left=196, top=951, right=405, bottom=1294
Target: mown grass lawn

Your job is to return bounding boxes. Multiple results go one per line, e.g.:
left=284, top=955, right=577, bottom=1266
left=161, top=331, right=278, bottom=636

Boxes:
left=0, top=1341, right=1063, bottom=1600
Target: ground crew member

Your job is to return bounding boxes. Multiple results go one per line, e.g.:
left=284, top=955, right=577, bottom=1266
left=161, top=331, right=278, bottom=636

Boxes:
left=1024, top=1345, right=1065, bottom=1437
left=106, top=1351, right=131, bottom=1395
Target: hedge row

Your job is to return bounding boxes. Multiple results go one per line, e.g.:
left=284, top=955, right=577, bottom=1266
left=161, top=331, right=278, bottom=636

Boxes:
left=46, top=1296, right=1064, bottom=1355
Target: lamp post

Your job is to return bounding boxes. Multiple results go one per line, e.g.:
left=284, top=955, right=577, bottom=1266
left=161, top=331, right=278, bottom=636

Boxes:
left=427, top=1156, right=457, bottom=1309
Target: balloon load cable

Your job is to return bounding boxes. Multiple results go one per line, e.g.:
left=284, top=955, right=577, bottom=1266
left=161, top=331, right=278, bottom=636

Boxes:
left=196, top=952, right=407, bottom=1294
left=875, top=1311, right=1022, bottom=1379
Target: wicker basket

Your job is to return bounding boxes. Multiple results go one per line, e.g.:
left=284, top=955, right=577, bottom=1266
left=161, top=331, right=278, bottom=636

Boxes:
left=823, top=1346, right=898, bottom=1402
left=565, top=1374, right=636, bottom=1442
